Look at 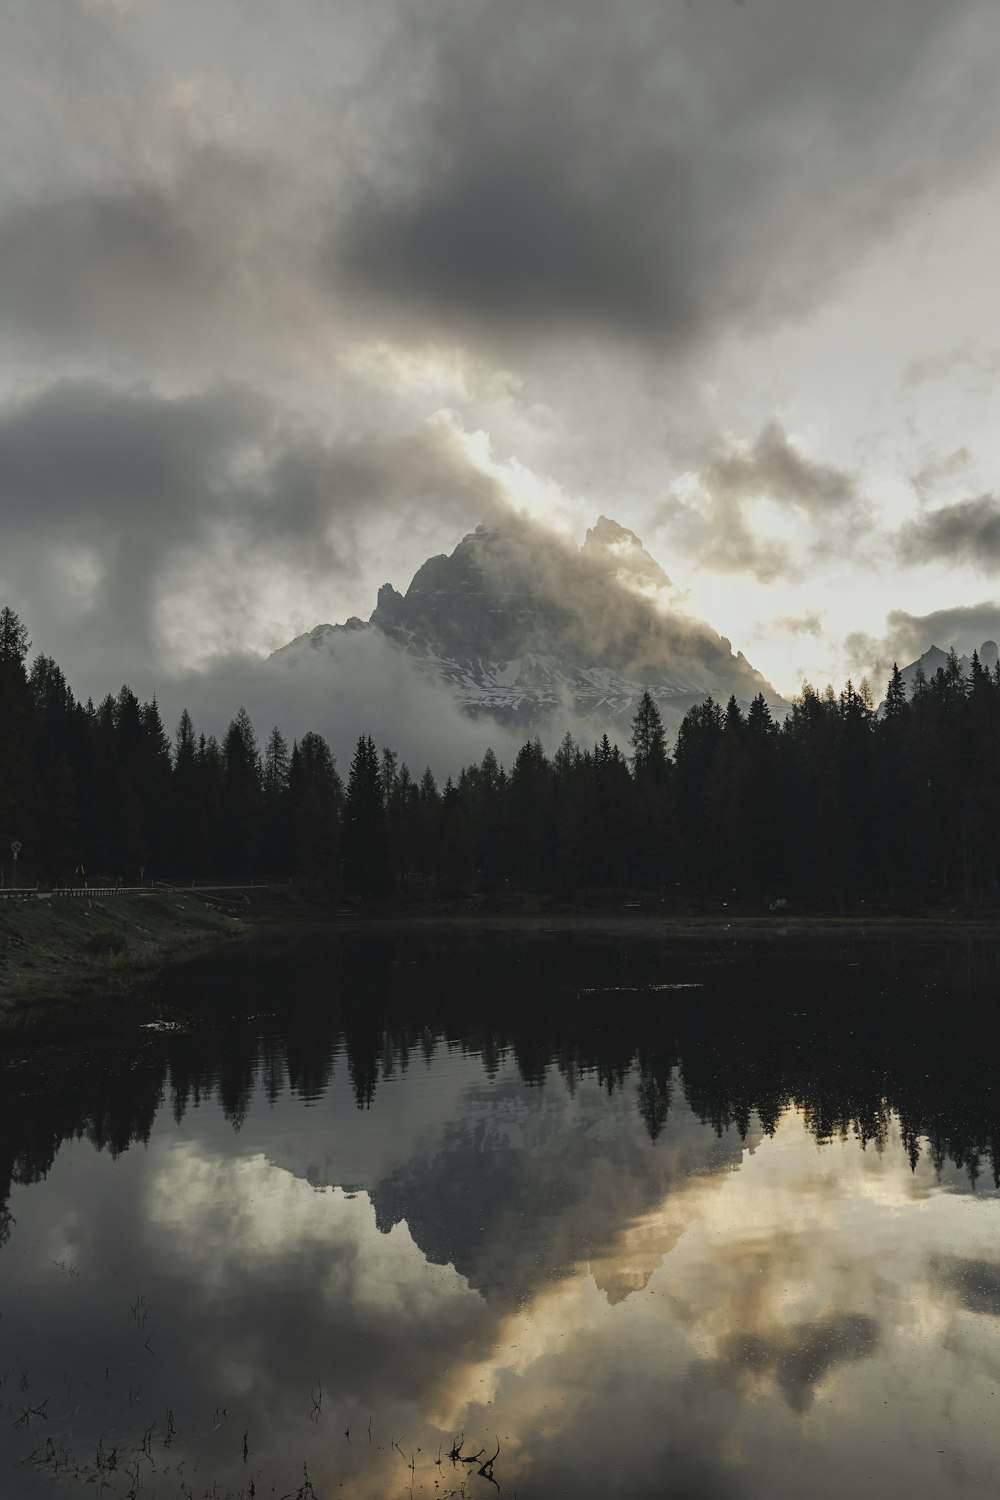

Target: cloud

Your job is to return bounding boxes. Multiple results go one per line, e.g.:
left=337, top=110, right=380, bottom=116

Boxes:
left=900, top=345, right=1000, bottom=390
left=0, top=377, right=504, bottom=689
left=897, top=494, right=1000, bottom=570
left=846, top=601, right=1000, bottom=687
left=654, top=420, right=865, bottom=582
left=773, top=612, right=825, bottom=638
left=720, top=1312, right=879, bottom=1413
left=0, top=375, right=786, bottom=760
left=909, top=447, right=972, bottom=502
left=0, top=152, right=301, bottom=362
left=582, top=515, right=673, bottom=597
left=8, top=0, right=999, bottom=382
left=0, top=5, right=365, bottom=375
left=931, top=1256, right=1000, bottom=1319
left=336, top=0, right=1000, bottom=352
left=170, top=633, right=527, bottom=779
left=4, top=0, right=1000, bottom=714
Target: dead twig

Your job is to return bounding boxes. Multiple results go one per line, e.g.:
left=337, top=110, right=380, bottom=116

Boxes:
left=478, top=1437, right=501, bottom=1489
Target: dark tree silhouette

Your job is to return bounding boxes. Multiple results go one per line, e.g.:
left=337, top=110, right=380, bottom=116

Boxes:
left=6, top=598, right=1000, bottom=912
left=342, top=734, right=391, bottom=897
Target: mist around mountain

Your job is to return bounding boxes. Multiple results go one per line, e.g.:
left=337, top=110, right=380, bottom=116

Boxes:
left=273, top=514, right=787, bottom=741
left=7, top=584, right=1000, bottom=909
left=897, top=640, right=999, bottom=698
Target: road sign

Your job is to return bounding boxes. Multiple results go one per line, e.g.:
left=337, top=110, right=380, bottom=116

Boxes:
left=10, top=841, right=21, bottom=854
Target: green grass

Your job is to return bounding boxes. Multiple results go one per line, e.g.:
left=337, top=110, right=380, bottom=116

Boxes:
left=0, top=893, right=244, bottom=1035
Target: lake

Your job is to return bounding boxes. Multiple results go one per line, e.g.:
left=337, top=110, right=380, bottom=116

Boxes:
left=2, top=927, right=1000, bottom=1499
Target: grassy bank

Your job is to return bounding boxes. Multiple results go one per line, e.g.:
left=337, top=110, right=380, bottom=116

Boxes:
left=0, top=893, right=245, bottom=1036
left=4, top=886, right=994, bottom=1043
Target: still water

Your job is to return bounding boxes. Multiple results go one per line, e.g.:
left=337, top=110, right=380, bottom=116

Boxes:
left=2, top=929, right=1000, bottom=1499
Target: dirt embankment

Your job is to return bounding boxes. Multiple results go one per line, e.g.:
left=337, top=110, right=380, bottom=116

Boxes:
left=0, top=893, right=245, bottom=1036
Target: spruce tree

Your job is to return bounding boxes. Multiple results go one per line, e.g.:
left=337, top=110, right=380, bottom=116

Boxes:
left=288, top=731, right=342, bottom=885
left=261, top=726, right=291, bottom=871
left=221, top=708, right=261, bottom=875
left=342, top=734, right=391, bottom=897
left=171, top=710, right=204, bottom=873
left=629, top=690, right=668, bottom=780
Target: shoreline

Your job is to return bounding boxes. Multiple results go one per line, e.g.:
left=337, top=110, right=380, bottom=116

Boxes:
left=252, top=893, right=1000, bottom=940
left=317, top=910, right=1000, bottom=937
left=3, top=894, right=998, bottom=1044
left=0, top=892, right=247, bottom=1040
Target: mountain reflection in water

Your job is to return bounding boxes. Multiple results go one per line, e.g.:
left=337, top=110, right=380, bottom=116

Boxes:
left=2, top=931, right=1000, bottom=1499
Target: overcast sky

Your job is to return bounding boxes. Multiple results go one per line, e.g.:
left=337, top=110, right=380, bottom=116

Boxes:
left=3, top=0, right=1000, bottom=737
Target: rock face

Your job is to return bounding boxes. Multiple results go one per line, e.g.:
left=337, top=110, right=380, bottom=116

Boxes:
left=273, top=516, right=787, bottom=739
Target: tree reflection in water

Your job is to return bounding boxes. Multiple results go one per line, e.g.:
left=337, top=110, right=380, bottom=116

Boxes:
left=2, top=930, right=1000, bottom=1499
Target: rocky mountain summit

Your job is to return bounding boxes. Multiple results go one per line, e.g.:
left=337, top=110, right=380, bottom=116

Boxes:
left=273, top=516, right=787, bottom=739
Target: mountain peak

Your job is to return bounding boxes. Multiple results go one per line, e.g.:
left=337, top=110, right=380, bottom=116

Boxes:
left=898, top=639, right=1000, bottom=696
left=583, top=515, right=672, bottom=593
left=274, top=515, right=785, bottom=738
left=370, top=582, right=406, bottom=629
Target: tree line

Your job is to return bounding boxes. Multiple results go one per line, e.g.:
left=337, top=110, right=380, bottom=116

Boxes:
left=3, top=603, right=999, bottom=908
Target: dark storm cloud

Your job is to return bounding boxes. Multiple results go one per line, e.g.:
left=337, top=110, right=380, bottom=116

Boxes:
left=0, top=149, right=309, bottom=360
left=846, top=601, right=1000, bottom=687
left=655, top=420, right=865, bottom=582
left=336, top=0, right=999, bottom=348
left=897, top=494, right=1000, bottom=570
left=0, top=379, right=269, bottom=520
left=0, top=378, right=503, bottom=672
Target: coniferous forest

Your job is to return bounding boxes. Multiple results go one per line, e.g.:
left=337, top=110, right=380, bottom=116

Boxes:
left=3, top=602, right=1000, bottom=911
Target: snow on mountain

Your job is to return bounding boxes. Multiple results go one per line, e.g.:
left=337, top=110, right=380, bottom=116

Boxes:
left=272, top=516, right=788, bottom=741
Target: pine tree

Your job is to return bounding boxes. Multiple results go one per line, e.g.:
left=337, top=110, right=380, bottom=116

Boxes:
left=136, top=698, right=172, bottom=872
left=342, top=734, right=390, bottom=897
left=439, top=777, right=475, bottom=893
left=674, top=697, right=724, bottom=892
left=0, top=606, right=30, bottom=670
left=263, top=726, right=290, bottom=799
left=221, top=707, right=261, bottom=875
left=591, top=734, right=631, bottom=887
left=629, top=690, right=669, bottom=781
left=387, top=762, right=417, bottom=886
left=884, top=663, right=907, bottom=720
left=261, top=726, right=291, bottom=871
left=288, top=731, right=342, bottom=885
left=27, top=654, right=80, bottom=879
left=197, top=733, right=225, bottom=875
left=414, top=767, right=441, bottom=880
left=474, top=747, right=507, bottom=884
left=171, top=710, right=204, bottom=873
left=509, top=739, right=553, bottom=890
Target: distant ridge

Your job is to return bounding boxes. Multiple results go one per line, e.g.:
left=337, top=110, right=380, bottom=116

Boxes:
left=897, top=640, right=999, bottom=696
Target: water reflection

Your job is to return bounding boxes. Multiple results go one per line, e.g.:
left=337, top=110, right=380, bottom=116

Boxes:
left=2, top=931, right=1000, bottom=1498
